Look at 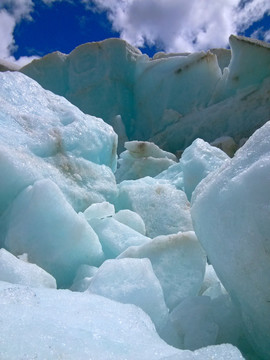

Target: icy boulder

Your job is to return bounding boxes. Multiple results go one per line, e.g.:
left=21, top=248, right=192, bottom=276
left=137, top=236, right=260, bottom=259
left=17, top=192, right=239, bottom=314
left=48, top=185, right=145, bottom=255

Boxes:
left=191, top=120, right=270, bottom=359
left=88, top=217, right=151, bottom=259
left=116, top=141, right=177, bottom=182
left=83, top=201, right=115, bottom=221
left=0, top=248, right=56, bottom=288
left=87, top=258, right=169, bottom=332
left=0, top=282, right=180, bottom=360
left=0, top=179, right=104, bottom=288
left=115, top=177, right=193, bottom=237
left=113, top=209, right=146, bottom=235
left=119, top=231, right=206, bottom=310
left=180, top=138, right=229, bottom=200
left=0, top=71, right=118, bottom=214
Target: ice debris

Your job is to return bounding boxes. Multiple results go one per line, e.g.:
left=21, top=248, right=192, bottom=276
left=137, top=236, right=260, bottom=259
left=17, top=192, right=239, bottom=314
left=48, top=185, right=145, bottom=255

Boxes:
left=1, top=35, right=270, bottom=359
left=180, top=138, right=229, bottom=200
left=0, top=179, right=104, bottom=288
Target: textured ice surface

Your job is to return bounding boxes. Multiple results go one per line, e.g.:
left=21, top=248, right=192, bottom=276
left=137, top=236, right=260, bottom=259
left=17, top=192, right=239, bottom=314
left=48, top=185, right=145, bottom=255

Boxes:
left=180, top=138, right=229, bottom=200
left=115, top=177, right=193, bottom=237
left=0, top=71, right=117, bottom=213
left=88, top=258, right=169, bottom=332
left=116, top=141, right=177, bottom=182
left=0, top=281, right=245, bottom=360
left=119, top=232, right=206, bottom=310
left=0, top=282, right=186, bottom=360
left=0, top=179, right=103, bottom=287
left=0, top=248, right=56, bottom=288
left=21, top=35, right=270, bottom=153
left=191, top=120, right=270, bottom=359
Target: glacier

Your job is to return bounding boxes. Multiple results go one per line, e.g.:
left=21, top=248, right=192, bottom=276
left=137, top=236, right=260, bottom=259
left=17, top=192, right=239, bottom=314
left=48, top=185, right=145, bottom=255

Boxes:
left=20, top=35, right=270, bottom=153
left=0, top=33, right=269, bottom=359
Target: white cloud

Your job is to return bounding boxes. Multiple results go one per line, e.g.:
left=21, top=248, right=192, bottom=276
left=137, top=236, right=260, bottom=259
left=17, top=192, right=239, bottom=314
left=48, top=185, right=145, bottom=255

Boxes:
left=251, top=27, right=270, bottom=43
left=0, top=10, right=16, bottom=59
left=0, top=0, right=34, bottom=20
left=0, top=0, right=37, bottom=65
left=235, top=0, right=270, bottom=32
left=90, top=0, right=270, bottom=52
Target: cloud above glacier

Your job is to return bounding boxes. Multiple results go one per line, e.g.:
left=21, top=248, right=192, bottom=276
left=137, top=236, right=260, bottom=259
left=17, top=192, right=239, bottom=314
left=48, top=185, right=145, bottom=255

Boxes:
left=91, top=0, right=270, bottom=52
left=0, top=0, right=269, bottom=64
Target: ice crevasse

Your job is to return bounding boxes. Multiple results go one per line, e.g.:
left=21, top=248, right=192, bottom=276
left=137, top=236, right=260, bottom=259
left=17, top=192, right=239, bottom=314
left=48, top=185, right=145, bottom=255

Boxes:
left=0, top=34, right=269, bottom=359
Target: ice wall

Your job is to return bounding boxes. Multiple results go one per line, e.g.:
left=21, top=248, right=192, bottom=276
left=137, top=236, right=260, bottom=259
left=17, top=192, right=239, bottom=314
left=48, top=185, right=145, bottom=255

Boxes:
left=21, top=35, right=270, bottom=153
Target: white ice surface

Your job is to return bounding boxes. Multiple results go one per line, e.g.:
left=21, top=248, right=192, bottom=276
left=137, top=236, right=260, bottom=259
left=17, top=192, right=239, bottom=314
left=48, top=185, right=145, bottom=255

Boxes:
left=191, top=120, right=270, bottom=359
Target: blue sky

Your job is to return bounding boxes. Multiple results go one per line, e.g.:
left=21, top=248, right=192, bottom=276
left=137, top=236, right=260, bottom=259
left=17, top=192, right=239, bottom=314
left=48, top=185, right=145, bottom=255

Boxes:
left=0, top=0, right=269, bottom=65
